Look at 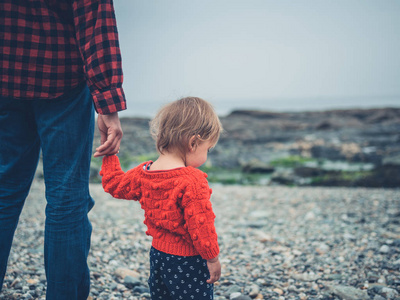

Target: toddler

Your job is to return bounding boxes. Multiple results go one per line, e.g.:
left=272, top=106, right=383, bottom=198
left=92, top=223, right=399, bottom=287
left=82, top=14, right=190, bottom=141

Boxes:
left=100, top=97, right=222, bottom=299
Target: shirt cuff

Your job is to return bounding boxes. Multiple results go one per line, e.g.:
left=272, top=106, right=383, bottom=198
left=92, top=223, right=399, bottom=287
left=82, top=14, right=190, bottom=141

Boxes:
left=92, top=86, right=127, bottom=115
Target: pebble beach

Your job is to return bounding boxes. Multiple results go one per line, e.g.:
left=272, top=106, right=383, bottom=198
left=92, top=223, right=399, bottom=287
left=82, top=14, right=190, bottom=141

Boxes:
left=1, top=179, right=399, bottom=300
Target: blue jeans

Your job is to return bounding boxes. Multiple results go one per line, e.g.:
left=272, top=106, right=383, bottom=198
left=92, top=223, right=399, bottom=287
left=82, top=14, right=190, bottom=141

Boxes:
left=0, top=85, right=95, bottom=300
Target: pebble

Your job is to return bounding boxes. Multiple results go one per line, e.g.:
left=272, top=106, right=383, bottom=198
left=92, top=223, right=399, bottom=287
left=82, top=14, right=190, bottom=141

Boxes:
left=22, top=293, right=33, bottom=300
left=140, top=292, right=151, bottom=298
left=368, top=285, right=399, bottom=299
left=114, top=267, right=141, bottom=279
left=272, top=287, right=283, bottom=295
left=326, top=284, right=370, bottom=300
left=123, top=276, right=142, bottom=289
left=367, top=272, right=380, bottom=282
left=132, top=286, right=149, bottom=294
left=246, top=284, right=260, bottom=297
left=231, top=294, right=252, bottom=300
left=316, top=242, right=330, bottom=254
left=109, top=282, right=117, bottom=290
left=1, top=181, right=399, bottom=299
left=298, top=292, right=307, bottom=300
left=225, top=285, right=242, bottom=296
left=230, top=292, right=242, bottom=299
left=379, top=245, right=390, bottom=253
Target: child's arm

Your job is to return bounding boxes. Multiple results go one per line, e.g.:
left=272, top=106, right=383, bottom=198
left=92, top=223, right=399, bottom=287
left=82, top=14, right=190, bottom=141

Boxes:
left=181, top=176, right=221, bottom=283
left=181, top=176, right=220, bottom=260
left=100, top=155, right=140, bottom=200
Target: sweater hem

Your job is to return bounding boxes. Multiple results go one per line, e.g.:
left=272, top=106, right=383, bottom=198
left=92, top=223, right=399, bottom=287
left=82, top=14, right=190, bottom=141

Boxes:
left=152, top=239, right=200, bottom=257
left=152, top=239, right=219, bottom=260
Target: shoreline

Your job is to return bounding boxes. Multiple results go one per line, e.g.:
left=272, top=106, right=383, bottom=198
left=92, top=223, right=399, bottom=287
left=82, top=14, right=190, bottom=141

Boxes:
left=87, top=107, right=400, bottom=188
left=1, top=180, right=399, bottom=299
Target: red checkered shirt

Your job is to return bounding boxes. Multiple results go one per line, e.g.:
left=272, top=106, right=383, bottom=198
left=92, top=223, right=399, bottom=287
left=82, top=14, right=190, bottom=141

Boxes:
left=0, top=0, right=126, bottom=115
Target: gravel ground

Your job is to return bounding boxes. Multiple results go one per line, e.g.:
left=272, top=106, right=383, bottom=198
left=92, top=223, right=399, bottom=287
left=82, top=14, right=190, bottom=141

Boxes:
left=1, top=179, right=399, bottom=300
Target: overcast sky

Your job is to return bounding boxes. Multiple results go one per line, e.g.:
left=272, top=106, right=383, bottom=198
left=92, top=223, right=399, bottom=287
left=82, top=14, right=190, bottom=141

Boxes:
left=113, top=0, right=400, bottom=116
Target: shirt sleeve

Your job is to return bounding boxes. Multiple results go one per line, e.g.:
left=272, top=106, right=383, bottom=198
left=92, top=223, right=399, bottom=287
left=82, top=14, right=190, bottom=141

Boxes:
left=181, top=175, right=220, bottom=260
left=72, top=0, right=127, bottom=115
left=100, top=155, right=140, bottom=200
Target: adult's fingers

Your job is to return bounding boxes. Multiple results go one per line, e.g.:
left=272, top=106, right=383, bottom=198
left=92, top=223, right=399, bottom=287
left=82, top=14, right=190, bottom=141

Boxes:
left=99, top=130, right=107, bottom=145
left=106, top=131, right=122, bottom=153
left=94, top=146, right=118, bottom=157
left=94, top=112, right=123, bottom=157
left=94, top=133, right=121, bottom=157
left=96, top=135, right=114, bottom=153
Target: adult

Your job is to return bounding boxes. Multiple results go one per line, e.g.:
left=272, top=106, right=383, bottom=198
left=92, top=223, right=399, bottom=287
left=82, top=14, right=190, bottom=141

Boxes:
left=0, top=0, right=126, bottom=299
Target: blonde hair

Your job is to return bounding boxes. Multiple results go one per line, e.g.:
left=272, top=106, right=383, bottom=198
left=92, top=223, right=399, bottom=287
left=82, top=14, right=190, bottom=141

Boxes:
left=150, top=97, right=223, bottom=158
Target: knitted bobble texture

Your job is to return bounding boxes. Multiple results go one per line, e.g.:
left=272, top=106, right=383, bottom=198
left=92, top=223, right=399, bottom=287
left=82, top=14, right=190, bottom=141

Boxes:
left=100, top=155, right=219, bottom=260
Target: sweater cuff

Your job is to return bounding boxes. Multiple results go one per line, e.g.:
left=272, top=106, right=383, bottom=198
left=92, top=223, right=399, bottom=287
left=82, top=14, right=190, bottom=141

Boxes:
left=100, top=155, right=121, bottom=175
left=92, top=86, right=127, bottom=115
left=199, top=245, right=220, bottom=260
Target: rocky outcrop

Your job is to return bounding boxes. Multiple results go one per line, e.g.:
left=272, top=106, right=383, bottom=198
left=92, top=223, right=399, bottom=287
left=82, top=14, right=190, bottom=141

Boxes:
left=92, top=107, right=400, bottom=187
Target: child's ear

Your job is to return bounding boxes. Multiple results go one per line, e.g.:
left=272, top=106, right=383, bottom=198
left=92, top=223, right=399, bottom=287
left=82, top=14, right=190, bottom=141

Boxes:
left=188, top=135, right=198, bottom=151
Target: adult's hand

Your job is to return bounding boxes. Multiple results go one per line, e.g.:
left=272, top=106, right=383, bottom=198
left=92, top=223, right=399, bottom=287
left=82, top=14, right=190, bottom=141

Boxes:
left=93, top=112, right=123, bottom=157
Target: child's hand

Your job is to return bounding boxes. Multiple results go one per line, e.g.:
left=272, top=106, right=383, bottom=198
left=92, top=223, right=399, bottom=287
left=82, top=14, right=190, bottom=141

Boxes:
left=206, top=256, right=221, bottom=284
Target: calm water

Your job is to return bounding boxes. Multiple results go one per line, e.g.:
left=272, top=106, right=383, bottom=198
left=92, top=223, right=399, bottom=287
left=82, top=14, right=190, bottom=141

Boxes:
left=119, top=95, right=400, bottom=118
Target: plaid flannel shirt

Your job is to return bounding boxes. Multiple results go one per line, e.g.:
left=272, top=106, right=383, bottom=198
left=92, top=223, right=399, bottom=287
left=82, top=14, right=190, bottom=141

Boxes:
left=0, top=0, right=126, bottom=114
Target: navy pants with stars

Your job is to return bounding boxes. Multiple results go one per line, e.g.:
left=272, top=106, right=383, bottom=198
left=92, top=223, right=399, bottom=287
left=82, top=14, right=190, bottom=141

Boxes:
left=148, top=247, right=214, bottom=300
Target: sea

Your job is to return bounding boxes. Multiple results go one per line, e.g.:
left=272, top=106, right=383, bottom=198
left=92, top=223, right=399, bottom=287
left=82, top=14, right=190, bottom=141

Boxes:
left=118, top=95, right=400, bottom=118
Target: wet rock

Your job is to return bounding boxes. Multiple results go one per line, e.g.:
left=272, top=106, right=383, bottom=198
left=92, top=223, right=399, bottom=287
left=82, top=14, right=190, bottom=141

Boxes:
left=368, top=285, right=399, bottom=299
left=242, top=160, right=275, bottom=174
left=367, top=272, right=380, bottom=283
left=311, top=146, right=344, bottom=161
left=133, top=286, right=149, bottom=294
left=294, top=166, right=324, bottom=177
left=360, top=164, right=400, bottom=188
left=123, top=276, right=142, bottom=289
left=326, top=284, right=370, bottom=300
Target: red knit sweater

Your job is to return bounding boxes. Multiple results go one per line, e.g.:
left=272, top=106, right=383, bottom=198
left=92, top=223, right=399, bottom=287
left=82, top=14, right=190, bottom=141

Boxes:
left=100, top=155, right=219, bottom=260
